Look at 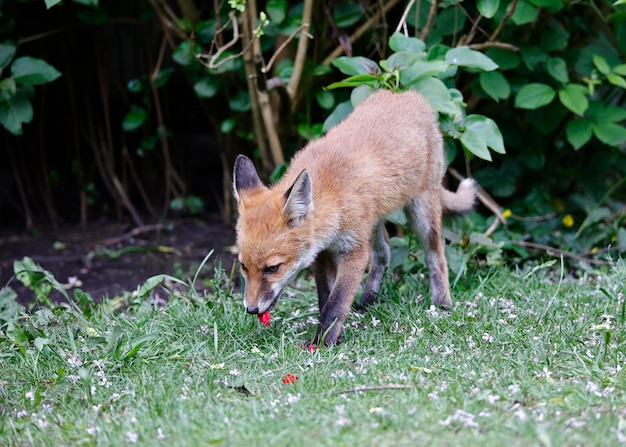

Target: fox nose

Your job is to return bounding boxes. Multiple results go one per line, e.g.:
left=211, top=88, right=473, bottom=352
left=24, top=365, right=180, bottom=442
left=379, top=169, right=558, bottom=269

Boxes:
left=246, top=305, right=259, bottom=315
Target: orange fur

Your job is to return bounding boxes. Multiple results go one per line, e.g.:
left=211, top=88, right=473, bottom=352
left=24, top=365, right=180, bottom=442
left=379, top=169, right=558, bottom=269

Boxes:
left=233, top=89, right=476, bottom=346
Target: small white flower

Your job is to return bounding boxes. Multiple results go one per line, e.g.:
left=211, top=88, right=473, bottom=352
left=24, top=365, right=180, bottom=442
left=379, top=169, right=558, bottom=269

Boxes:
left=125, top=431, right=138, bottom=443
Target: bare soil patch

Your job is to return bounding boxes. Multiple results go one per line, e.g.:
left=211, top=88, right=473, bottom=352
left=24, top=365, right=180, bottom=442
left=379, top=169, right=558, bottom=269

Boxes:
left=0, top=219, right=236, bottom=306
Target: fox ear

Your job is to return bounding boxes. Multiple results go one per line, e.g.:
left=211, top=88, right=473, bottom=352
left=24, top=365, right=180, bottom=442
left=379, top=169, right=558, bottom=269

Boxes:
left=233, top=155, right=264, bottom=200
left=283, top=170, right=313, bottom=227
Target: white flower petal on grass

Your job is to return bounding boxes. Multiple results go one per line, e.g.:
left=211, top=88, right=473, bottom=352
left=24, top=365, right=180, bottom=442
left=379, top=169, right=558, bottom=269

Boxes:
left=125, top=431, right=138, bottom=443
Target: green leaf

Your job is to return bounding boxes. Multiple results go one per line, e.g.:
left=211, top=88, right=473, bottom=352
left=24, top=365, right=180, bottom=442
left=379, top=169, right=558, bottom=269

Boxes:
left=575, top=207, right=611, bottom=238
left=325, top=73, right=379, bottom=90
left=388, top=32, right=425, bottom=53
left=11, top=57, right=61, bottom=86
left=593, top=123, right=626, bottom=146
left=400, top=60, right=450, bottom=85
left=514, top=83, right=555, bottom=109
left=316, top=90, right=335, bottom=110
left=322, top=101, right=353, bottom=133
left=558, top=84, right=588, bottom=116
left=410, top=77, right=459, bottom=115
left=332, top=57, right=379, bottom=76
left=228, top=90, right=250, bottom=112
left=193, top=78, right=218, bottom=98
left=529, top=0, right=562, bottom=6
left=540, top=24, right=569, bottom=52
left=332, top=2, right=363, bottom=27
left=122, top=105, right=148, bottom=131
left=266, top=0, right=287, bottom=24
left=445, top=46, right=498, bottom=71
left=464, top=114, right=506, bottom=154
left=479, top=71, right=510, bottom=101
left=0, top=92, right=33, bottom=136
left=477, top=0, right=500, bottom=18
left=511, top=0, right=538, bottom=25
left=0, top=43, right=16, bottom=69
left=546, top=57, right=569, bottom=84
left=44, top=0, right=63, bottom=8
left=172, top=41, right=199, bottom=66
left=613, top=64, right=626, bottom=76
left=220, top=118, right=236, bottom=134
left=566, top=119, right=593, bottom=150
left=587, top=102, right=626, bottom=123
left=592, top=54, right=611, bottom=75
left=461, top=128, right=492, bottom=161
left=520, top=46, right=548, bottom=71
left=73, top=0, right=99, bottom=5
left=485, top=48, right=520, bottom=70
left=606, top=73, right=626, bottom=88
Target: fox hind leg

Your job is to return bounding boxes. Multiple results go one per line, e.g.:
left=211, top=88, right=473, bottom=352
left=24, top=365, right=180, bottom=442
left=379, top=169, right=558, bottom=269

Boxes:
left=405, top=195, right=453, bottom=310
left=358, top=220, right=390, bottom=309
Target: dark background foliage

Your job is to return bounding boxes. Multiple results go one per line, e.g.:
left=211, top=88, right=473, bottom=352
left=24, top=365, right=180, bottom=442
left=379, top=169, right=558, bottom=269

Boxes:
left=1, top=0, right=625, bottom=267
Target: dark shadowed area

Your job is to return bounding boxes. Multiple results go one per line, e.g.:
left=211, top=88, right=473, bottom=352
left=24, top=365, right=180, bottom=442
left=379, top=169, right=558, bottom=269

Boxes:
left=0, top=219, right=236, bottom=306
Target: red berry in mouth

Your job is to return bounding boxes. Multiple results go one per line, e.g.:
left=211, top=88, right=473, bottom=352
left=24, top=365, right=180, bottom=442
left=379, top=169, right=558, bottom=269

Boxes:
left=258, top=311, right=271, bottom=327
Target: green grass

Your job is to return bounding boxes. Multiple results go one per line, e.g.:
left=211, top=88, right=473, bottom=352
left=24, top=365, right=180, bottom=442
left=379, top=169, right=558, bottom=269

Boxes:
left=1, top=259, right=625, bottom=446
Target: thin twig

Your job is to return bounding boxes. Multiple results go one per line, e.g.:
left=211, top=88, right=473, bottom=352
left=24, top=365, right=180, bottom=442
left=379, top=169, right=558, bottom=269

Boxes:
left=263, top=24, right=313, bottom=75
left=467, top=41, right=519, bottom=52
left=419, top=0, right=439, bottom=41
left=286, top=0, right=314, bottom=100
left=395, top=0, right=417, bottom=34
left=511, top=241, right=612, bottom=265
left=319, top=384, right=415, bottom=397
left=489, top=0, right=519, bottom=41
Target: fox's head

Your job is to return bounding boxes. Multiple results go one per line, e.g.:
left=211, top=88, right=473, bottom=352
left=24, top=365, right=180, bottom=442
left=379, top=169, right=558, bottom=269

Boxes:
left=233, top=155, right=316, bottom=315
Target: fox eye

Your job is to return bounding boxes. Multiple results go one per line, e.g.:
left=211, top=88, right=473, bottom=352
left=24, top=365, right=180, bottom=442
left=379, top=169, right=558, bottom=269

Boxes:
left=263, top=264, right=280, bottom=275
left=239, top=261, right=248, bottom=272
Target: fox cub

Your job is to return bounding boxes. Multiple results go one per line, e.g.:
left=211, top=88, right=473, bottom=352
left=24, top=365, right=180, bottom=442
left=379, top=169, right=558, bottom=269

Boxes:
left=233, top=89, right=476, bottom=346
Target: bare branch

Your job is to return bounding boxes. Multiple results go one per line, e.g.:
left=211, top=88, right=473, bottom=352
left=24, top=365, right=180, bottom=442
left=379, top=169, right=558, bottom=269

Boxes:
left=395, top=0, right=417, bottom=34
left=286, top=0, right=314, bottom=100
left=419, top=0, right=439, bottom=41
left=467, top=41, right=519, bottom=52
left=489, top=0, right=519, bottom=41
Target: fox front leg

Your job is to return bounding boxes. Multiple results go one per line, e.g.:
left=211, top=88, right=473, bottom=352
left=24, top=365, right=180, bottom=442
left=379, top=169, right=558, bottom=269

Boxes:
left=313, top=246, right=370, bottom=346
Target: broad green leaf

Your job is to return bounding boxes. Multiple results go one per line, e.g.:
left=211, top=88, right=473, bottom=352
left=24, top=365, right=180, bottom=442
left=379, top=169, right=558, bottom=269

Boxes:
left=477, top=0, right=500, bottom=18
left=73, top=0, right=99, bottom=5
left=322, top=100, right=353, bottom=133
left=0, top=43, right=16, bottom=69
left=593, top=123, right=626, bottom=146
left=445, top=46, right=498, bottom=71
left=386, top=52, right=424, bottom=70
left=350, top=84, right=373, bottom=106
left=410, top=77, right=459, bottom=115
left=464, top=114, right=506, bottom=154
left=520, top=46, right=548, bottom=71
left=266, top=0, right=287, bottom=24
left=0, top=92, right=33, bottom=136
left=44, top=0, right=63, bottom=8
left=228, top=90, right=250, bottom=112
left=460, top=128, right=492, bottom=161
left=576, top=207, right=611, bottom=238
left=122, top=105, right=147, bottom=131
left=401, top=60, right=450, bottom=85
left=546, top=57, right=569, bottom=84
left=220, top=118, right=236, bottom=134
left=514, top=83, right=555, bottom=109
left=566, top=118, right=593, bottom=150
left=316, top=90, right=335, bottom=110
left=332, top=2, right=363, bottom=27
left=172, top=41, right=199, bottom=66
left=11, top=57, right=61, bottom=85
left=332, top=56, right=379, bottom=76
left=606, top=73, right=626, bottom=88
left=587, top=102, right=626, bottom=123
left=528, top=0, right=562, bottom=6
left=511, top=0, right=538, bottom=25
left=388, top=32, right=425, bottom=53
left=592, top=54, right=611, bottom=75
left=540, top=24, right=569, bottom=52
left=613, top=64, right=626, bottom=75
left=558, top=84, right=588, bottom=116
left=0, top=78, right=17, bottom=97
left=193, top=78, right=218, bottom=98
left=479, top=71, right=510, bottom=101
left=485, top=48, right=520, bottom=70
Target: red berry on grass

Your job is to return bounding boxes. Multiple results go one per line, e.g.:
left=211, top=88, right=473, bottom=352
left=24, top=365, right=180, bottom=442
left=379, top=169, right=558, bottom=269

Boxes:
left=282, top=373, right=299, bottom=384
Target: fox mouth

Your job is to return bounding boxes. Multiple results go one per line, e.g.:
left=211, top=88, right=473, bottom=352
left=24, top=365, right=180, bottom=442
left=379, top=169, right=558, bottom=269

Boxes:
left=246, top=289, right=283, bottom=315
